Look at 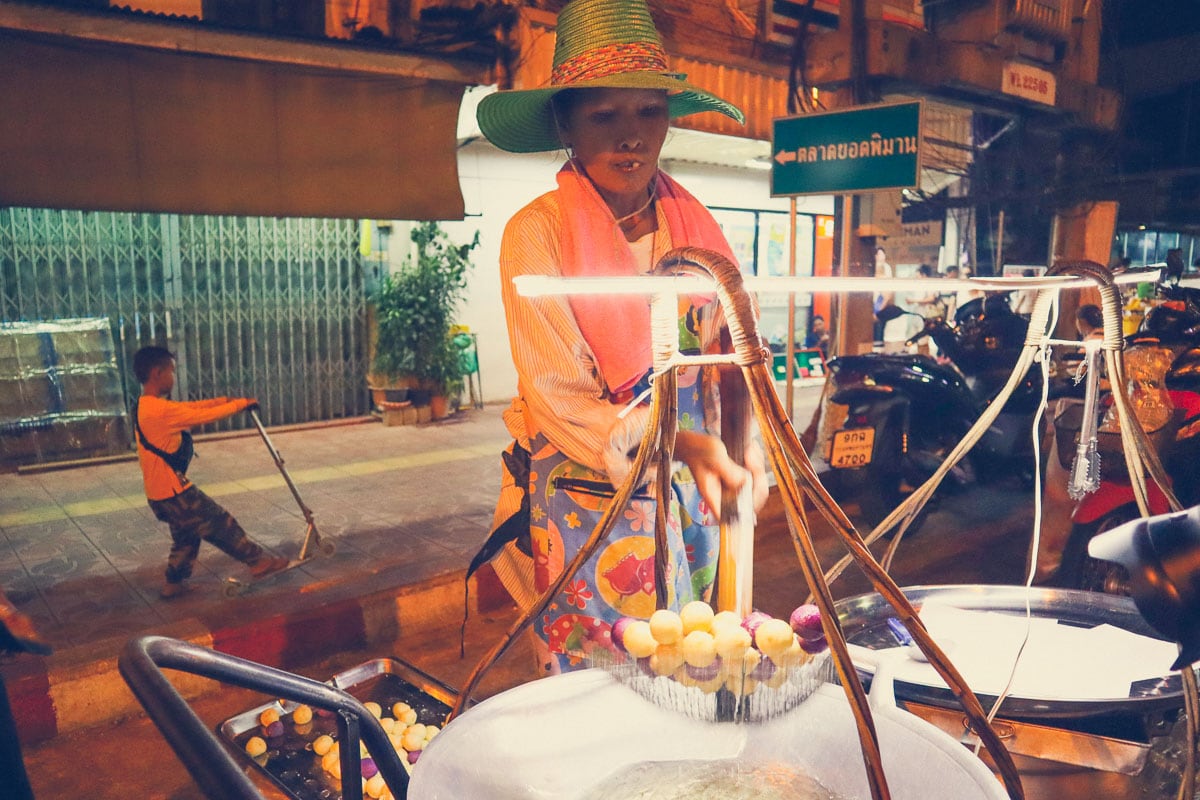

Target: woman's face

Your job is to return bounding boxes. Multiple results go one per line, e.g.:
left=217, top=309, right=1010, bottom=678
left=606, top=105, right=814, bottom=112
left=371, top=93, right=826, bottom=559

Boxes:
left=558, top=87, right=670, bottom=209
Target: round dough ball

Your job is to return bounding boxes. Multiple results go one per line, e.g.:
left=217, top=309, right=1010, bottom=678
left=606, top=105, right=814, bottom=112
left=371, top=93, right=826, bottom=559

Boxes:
left=423, top=724, right=440, bottom=741
left=363, top=701, right=383, bottom=719
left=292, top=704, right=313, bottom=725
left=713, top=624, right=751, bottom=661
left=391, top=702, right=412, bottom=718
left=679, top=601, right=715, bottom=635
left=312, top=734, right=334, bottom=756
left=245, top=736, right=267, bottom=757
left=400, top=728, right=426, bottom=752
left=650, top=643, right=684, bottom=676
left=680, top=630, right=717, bottom=668
left=711, top=610, right=743, bottom=632
left=258, top=708, right=280, bottom=727
left=755, top=619, right=796, bottom=658
left=365, top=773, right=387, bottom=799
left=648, top=609, right=684, bottom=645
left=621, top=620, right=657, bottom=659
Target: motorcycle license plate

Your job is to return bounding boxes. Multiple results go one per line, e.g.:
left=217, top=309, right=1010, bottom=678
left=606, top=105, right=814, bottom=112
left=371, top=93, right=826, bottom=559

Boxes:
left=830, top=428, right=875, bottom=468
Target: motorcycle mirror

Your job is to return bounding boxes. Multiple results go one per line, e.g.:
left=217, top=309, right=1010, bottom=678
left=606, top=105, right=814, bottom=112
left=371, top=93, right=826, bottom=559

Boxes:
left=1089, top=504, right=1200, bottom=669
left=875, top=304, right=905, bottom=323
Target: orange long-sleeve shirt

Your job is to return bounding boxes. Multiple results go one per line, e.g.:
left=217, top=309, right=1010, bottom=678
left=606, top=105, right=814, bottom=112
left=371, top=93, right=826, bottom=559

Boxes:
left=136, top=395, right=250, bottom=501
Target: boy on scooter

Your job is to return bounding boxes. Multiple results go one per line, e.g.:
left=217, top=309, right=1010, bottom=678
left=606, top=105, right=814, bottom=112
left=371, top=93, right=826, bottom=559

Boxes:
left=132, top=346, right=287, bottom=599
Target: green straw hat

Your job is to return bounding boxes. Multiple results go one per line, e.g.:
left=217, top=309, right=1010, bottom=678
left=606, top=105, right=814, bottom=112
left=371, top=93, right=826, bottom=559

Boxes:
left=476, top=0, right=745, bottom=153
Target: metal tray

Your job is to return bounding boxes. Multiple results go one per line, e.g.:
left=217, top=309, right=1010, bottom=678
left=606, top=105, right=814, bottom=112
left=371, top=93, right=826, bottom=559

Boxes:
left=218, top=658, right=456, bottom=800
left=835, top=585, right=1185, bottom=721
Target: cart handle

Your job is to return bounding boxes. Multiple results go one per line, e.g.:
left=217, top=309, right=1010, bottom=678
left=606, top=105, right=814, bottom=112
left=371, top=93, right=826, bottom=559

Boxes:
left=118, top=635, right=410, bottom=800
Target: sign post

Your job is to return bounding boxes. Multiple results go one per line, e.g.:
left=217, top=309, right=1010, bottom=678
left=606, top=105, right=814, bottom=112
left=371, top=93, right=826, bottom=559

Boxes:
left=770, top=101, right=923, bottom=411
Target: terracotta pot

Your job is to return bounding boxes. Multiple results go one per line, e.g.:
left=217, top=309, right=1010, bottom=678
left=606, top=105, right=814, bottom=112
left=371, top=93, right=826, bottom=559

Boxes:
left=430, top=394, right=450, bottom=419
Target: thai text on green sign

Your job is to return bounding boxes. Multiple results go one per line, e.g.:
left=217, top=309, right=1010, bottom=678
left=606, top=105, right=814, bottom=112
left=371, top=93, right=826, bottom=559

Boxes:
left=771, top=101, right=923, bottom=196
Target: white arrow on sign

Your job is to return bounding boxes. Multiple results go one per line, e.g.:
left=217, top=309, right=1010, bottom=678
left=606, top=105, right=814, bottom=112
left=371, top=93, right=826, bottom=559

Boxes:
left=774, top=149, right=797, bottom=165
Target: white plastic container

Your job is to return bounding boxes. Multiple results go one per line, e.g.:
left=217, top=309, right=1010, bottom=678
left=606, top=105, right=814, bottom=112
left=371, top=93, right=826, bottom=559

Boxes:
left=409, top=669, right=1007, bottom=800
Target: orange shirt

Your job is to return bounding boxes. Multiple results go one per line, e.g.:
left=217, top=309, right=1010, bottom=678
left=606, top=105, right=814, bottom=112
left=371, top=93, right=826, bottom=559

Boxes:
left=136, top=395, right=248, bottom=501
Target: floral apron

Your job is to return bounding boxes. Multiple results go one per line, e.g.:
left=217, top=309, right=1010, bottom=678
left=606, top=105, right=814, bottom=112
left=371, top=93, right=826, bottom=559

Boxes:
left=529, top=312, right=722, bottom=673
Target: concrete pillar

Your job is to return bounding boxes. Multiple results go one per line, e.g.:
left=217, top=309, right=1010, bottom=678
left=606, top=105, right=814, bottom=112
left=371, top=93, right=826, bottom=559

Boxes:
left=1050, top=200, right=1119, bottom=335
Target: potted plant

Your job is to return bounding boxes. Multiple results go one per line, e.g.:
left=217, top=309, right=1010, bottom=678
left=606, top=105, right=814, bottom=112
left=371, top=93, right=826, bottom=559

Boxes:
left=369, top=222, right=478, bottom=416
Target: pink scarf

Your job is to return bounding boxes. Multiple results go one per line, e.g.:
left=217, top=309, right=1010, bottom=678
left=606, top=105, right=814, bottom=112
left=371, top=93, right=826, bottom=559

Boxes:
left=557, top=164, right=735, bottom=394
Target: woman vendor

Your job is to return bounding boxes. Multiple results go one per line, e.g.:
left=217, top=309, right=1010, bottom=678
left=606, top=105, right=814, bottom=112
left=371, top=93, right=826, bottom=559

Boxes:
left=471, top=0, right=770, bottom=675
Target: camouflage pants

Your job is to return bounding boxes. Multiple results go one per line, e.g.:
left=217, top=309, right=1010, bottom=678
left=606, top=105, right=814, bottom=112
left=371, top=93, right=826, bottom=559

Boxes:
left=149, top=486, right=262, bottom=584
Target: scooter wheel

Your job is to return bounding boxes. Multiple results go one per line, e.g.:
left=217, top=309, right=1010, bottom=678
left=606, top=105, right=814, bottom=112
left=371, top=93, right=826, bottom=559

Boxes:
left=222, top=581, right=244, bottom=598
left=1057, top=503, right=1138, bottom=594
left=319, top=540, right=337, bottom=558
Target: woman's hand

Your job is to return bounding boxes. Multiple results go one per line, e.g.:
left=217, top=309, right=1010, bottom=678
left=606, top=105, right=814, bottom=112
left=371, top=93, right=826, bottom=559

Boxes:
left=675, top=430, right=769, bottom=517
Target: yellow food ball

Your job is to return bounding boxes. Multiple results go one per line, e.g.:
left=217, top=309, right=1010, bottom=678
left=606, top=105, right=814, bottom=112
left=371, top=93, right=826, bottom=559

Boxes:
left=697, top=674, right=726, bottom=694
left=400, top=730, right=426, bottom=752
left=711, top=610, right=743, bottom=632
left=379, top=717, right=396, bottom=733
left=680, top=630, right=717, bottom=668
left=778, top=639, right=808, bottom=669
left=363, top=701, right=383, bottom=719
left=674, top=666, right=698, bottom=688
left=258, top=708, right=280, bottom=727
left=650, top=643, right=684, bottom=676
left=365, top=773, right=387, bottom=799
left=423, top=724, right=440, bottom=741
left=395, top=706, right=417, bottom=726
left=292, top=704, right=313, bottom=725
left=245, top=736, right=268, bottom=757
left=321, top=749, right=339, bottom=773
left=755, top=619, right=796, bottom=658
left=392, top=702, right=412, bottom=718
left=327, top=759, right=342, bottom=781
left=740, top=647, right=762, bottom=674
left=679, top=601, right=715, bottom=635
left=312, top=734, right=334, bottom=756
left=648, top=609, right=684, bottom=645
left=725, top=672, right=758, bottom=696
left=713, top=624, right=751, bottom=661
left=622, top=620, right=657, bottom=659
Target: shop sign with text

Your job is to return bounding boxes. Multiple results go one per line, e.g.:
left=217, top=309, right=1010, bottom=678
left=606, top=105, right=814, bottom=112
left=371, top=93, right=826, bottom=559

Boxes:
left=1002, top=61, right=1056, bottom=106
left=771, top=101, right=923, bottom=196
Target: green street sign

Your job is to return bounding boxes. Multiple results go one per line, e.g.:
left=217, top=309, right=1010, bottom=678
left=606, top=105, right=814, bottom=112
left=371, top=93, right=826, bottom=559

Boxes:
left=771, top=101, right=923, bottom=196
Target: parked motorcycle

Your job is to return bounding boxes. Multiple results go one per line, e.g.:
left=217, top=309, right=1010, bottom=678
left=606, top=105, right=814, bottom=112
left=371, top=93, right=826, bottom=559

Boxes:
left=1052, top=293, right=1200, bottom=594
left=819, top=293, right=1042, bottom=525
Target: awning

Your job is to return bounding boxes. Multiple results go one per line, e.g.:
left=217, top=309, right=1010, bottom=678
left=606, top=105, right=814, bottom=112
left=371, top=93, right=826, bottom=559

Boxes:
left=0, top=7, right=488, bottom=220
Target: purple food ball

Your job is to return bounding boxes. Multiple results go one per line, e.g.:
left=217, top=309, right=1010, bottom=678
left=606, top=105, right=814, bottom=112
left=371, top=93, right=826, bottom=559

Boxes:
left=263, top=720, right=285, bottom=739
left=750, top=657, right=777, bottom=682
left=685, top=660, right=721, bottom=682
left=741, top=611, right=772, bottom=639
left=407, top=749, right=421, bottom=765
left=799, top=635, right=828, bottom=654
left=611, top=617, right=636, bottom=651
left=361, top=757, right=378, bottom=779
left=789, top=604, right=825, bottom=641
